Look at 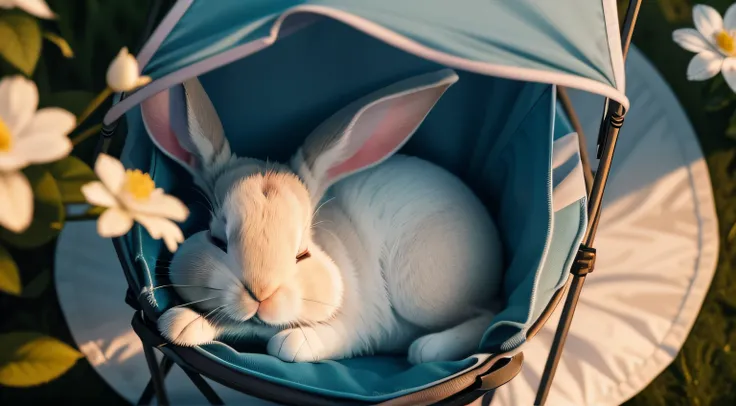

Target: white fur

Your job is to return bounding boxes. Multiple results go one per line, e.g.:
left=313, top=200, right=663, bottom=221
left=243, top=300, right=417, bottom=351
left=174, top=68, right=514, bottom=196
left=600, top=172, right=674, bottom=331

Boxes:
left=157, top=70, right=504, bottom=364
left=158, top=307, right=221, bottom=346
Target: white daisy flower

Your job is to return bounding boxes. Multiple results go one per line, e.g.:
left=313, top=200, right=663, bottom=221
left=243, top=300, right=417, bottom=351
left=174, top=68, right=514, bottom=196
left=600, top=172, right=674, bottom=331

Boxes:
left=106, top=48, right=151, bottom=92
left=0, top=0, right=55, bottom=19
left=673, top=3, right=736, bottom=90
left=81, top=154, right=189, bottom=252
left=0, top=75, right=75, bottom=233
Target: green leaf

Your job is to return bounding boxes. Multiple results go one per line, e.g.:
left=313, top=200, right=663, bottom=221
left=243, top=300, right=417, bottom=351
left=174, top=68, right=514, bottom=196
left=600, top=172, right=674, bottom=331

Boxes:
left=727, top=110, right=736, bottom=141
left=0, top=11, right=42, bottom=76
left=42, top=31, right=74, bottom=58
left=728, top=220, right=736, bottom=242
left=705, top=94, right=735, bottom=112
left=0, top=245, right=21, bottom=296
left=0, top=332, right=83, bottom=387
left=22, top=269, right=51, bottom=298
left=657, top=0, right=691, bottom=23
left=0, top=167, right=64, bottom=249
left=86, top=206, right=106, bottom=216
left=45, top=156, right=97, bottom=204
left=708, top=73, right=727, bottom=95
left=40, top=91, right=95, bottom=117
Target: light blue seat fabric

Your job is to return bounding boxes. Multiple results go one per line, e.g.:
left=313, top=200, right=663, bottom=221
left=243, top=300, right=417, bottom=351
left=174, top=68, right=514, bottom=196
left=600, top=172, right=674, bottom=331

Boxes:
left=118, top=20, right=587, bottom=401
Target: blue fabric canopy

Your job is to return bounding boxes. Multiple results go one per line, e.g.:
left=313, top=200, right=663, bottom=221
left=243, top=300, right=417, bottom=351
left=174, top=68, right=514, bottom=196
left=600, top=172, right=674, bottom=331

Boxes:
left=104, top=0, right=627, bottom=124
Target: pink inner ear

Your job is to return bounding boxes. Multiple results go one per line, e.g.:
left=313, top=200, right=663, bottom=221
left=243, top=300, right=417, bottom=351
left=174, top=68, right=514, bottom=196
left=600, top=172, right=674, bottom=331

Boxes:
left=141, top=89, right=193, bottom=165
left=327, top=87, right=446, bottom=181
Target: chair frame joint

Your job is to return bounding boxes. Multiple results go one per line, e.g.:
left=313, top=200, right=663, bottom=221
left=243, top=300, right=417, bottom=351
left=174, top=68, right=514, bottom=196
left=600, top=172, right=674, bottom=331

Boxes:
left=570, top=244, right=596, bottom=276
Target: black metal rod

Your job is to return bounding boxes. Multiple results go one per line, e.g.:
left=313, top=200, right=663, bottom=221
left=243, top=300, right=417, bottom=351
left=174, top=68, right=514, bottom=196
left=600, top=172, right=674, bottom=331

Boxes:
left=136, top=0, right=166, bottom=54
left=141, top=345, right=170, bottom=406
left=182, top=369, right=226, bottom=405
left=138, top=355, right=174, bottom=405
left=534, top=121, right=622, bottom=406
left=534, top=1, right=642, bottom=404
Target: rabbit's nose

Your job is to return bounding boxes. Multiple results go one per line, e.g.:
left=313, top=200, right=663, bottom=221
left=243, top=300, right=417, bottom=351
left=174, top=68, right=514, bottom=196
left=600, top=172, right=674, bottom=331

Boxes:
left=248, top=282, right=280, bottom=303
left=242, top=282, right=260, bottom=302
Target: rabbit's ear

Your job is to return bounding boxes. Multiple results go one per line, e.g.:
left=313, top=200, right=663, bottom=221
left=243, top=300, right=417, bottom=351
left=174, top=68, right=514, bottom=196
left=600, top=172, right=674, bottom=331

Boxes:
left=292, top=68, right=459, bottom=203
left=141, top=77, right=232, bottom=178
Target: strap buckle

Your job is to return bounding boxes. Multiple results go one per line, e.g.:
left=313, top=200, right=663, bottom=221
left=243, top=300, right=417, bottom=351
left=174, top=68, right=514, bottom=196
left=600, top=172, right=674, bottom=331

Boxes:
left=571, top=245, right=596, bottom=276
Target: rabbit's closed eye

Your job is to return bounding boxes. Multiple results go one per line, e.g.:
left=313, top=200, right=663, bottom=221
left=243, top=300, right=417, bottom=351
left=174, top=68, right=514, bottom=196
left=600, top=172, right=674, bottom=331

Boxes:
left=296, top=248, right=310, bottom=263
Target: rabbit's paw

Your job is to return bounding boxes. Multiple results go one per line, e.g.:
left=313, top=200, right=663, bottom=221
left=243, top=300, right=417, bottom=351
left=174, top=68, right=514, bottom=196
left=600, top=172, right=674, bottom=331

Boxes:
left=408, top=331, right=470, bottom=365
left=267, top=327, right=325, bottom=362
left=158, top=307, right=218, bottom=347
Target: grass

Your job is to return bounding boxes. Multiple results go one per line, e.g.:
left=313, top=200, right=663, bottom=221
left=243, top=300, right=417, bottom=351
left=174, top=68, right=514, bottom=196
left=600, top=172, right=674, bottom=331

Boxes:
left=1, top=0, right=735, bottom=405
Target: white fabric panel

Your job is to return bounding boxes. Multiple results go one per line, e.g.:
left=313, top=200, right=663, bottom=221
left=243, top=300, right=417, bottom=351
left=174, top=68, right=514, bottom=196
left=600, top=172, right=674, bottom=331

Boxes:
left=552, top=132, right=587, bottom=212
left=484, top=46, right=719, bottom=406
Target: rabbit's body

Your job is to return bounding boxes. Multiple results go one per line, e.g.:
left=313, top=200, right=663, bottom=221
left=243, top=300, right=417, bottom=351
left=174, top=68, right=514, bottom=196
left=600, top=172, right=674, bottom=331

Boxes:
left=272, top=154, right=502, bottom=362
left=152, top=69, right=504, bottom=364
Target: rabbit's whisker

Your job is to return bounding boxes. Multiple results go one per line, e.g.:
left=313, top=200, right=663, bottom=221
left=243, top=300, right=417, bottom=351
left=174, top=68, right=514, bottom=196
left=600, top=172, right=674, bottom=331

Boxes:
left=310, top=220, right=333, bottom=229
left=301, top=298, right=339, bottom=309
left=313, top=225, right=341, bottom=243
left=170, top=296, right=220, bottom=309
left=171, top=304, right=224, bottom=343
left=152, top=284, right=225, bottom=292
left=312, top=197, right=335, bottom=220
left=204, top=305, right=227, bottom=321
left=191, top=187, right=215, bottom=211
left=296, top=324, right=316, bottom=361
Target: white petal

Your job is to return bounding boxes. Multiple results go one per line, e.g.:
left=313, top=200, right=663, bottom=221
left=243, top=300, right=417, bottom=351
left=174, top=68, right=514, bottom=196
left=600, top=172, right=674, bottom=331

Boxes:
left=17, top=107, right=75, bottom=139
left=0, top=153, right=28, bottom=172
left=0, top=75, right=38, bottom=136
left=162, top=229, right=184, bottom=252
left=673, top=28, right=714, bottom=53
left=127, top=189, right=189, bottom=222
left=13, top=0, right=55, bottom=19
left=11, top=108, right=75, bottom=164
left=722, top=57, right=736, bottom=92
left=134, top=214, right=184, bottom=252
left=81, top=181, right=118, bottom=208
left=94, top=153, right=126, bottom=195
left=725, top=3, right=736, bottom=31
left=17, top=136, right=72, bottom=164
left=694, top=4, right=724, bottom=40
left=106, top=48, right=142, bottom=92
left=687, top=51, right=723, bottom=80
left=0, top=171, right=33, bottom=233
left=97, top=207, right=134, bottom=237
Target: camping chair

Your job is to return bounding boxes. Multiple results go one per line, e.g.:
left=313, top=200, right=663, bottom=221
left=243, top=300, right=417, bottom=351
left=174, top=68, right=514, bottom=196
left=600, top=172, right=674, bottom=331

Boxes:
left=97, top=1, right=642, bottom=404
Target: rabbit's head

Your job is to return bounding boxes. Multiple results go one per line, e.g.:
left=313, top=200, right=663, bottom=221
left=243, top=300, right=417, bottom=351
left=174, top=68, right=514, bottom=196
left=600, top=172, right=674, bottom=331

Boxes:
left=142, top=69, right=458, bottom=327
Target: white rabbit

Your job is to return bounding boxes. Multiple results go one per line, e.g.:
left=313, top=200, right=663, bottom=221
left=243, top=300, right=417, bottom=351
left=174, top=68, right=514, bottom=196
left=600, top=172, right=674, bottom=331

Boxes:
left=147, top=68, right=504, bottom=364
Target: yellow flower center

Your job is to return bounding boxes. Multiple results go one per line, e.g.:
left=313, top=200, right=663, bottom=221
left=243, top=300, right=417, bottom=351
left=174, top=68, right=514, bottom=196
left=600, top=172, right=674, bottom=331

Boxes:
left=0, top=117, right=12, bottom=152
left=716, top=30, right=736, bottom=55
left=124, top=169, right=155, bottom=200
